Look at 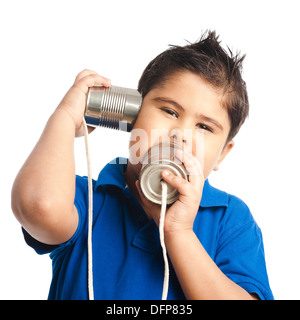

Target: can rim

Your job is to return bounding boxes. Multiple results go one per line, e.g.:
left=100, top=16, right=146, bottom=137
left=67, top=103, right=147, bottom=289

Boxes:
left=139, top=160, right=187, bottom=205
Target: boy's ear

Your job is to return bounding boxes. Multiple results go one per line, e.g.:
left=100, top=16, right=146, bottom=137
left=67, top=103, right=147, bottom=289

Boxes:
left=213, top=140, right=234, bottom=171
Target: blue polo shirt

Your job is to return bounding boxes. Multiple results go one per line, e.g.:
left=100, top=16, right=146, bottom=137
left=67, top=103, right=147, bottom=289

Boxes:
left=22, top=157, right=273, bottom=300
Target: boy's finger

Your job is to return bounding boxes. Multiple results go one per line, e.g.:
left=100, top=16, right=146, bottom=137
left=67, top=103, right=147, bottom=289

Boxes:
left=175, top=149, right=204, bottom=185
left=74, top=74, right=111, bottom=94
left=74, top=69, right=98, bottom=82
left=161, top=170, right=190, bottom=196
left=74, top=69, right=111, bottom=87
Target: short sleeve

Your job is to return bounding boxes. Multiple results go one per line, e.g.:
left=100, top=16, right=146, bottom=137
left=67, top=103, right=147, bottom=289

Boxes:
left=215, top=195, right=274, bottom=300
left=22, top=175, right=88, bottom=255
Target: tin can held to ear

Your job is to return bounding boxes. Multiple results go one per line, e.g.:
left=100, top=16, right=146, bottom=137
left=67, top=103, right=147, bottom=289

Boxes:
left=139, top=142, right=188, bottom=205
left=84, top=85, right=142, bottom=132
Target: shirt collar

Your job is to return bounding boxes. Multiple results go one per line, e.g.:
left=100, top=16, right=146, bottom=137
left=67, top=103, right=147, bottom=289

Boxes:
left=95, top=157, right=128, bottom=190
left=95, top=157, right=228, bottom=208
left=200, top=179, right=229, bottom=208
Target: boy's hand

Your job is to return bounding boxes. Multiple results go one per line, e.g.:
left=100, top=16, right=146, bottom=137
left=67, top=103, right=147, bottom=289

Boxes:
left=57, top=69, right=111, bottom=137
left=136, top=148, right=205, bottom=236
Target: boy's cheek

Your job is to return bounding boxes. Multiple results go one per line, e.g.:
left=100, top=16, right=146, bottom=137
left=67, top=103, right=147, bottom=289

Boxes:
left=128, top=128, right=149, bottom=165
left=128, top=128, right=173, bottom=165
left=201, top=155, right=219, bottom=180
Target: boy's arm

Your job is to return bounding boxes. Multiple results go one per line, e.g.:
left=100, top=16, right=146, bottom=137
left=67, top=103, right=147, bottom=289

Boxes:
left=161, top=153, right=258, bottom=300
left=138, top=149, right=258, bottom=300
left=165, top=230, right=258, bottom=300
left=11, top=70, right=110, bottom=245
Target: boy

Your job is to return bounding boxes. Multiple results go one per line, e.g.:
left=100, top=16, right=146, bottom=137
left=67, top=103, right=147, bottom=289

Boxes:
left=11, top=31, right=273, bottom=299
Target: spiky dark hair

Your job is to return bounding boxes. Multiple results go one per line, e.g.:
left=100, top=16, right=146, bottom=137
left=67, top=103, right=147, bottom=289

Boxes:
left=138, top=30, right=249, bottom=142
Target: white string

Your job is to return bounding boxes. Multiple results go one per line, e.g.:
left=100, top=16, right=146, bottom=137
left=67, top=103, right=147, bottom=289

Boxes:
left=83, top=116, right=169, bottom=301
left=82, top=118, right=94, bottom=300
left=159, top=180, right=169, bottom=300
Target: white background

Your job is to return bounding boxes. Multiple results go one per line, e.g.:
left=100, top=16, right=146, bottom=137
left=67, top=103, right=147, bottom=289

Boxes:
left=1, top=0, right=299, bottom=300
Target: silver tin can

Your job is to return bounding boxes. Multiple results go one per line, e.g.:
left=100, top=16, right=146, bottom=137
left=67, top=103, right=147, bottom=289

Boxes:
left=139, top=142, right=188, bottom=205
left=84, top=85, right=142, bottom=132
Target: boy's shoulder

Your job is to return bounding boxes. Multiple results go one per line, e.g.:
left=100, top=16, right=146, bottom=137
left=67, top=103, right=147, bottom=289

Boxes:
left=201, top=180, right=256, bottom=227
left=201, top=180, right=250, bottom=210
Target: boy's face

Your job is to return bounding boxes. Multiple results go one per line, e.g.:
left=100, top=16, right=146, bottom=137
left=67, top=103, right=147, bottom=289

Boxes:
left=128, top=71, right=234, bottom=180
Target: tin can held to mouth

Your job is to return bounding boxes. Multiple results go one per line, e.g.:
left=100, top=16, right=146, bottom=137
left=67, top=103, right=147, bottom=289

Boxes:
left=139, top=142, right=188, bottom=205
left=84, top=85, right=142, bottom=132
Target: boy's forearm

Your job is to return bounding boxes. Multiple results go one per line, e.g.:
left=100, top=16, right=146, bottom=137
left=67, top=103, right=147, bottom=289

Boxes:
left=165, top=230, right=256, bottom=300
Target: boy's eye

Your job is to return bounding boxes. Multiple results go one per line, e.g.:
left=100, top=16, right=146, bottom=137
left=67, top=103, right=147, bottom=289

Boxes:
left=197, top=123, right=213, bottom=132
left=161, top=108, right=178, bottom=118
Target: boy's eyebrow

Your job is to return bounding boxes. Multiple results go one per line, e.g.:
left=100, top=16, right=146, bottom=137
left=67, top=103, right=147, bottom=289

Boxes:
left=153, top=97, right=224, bottom=131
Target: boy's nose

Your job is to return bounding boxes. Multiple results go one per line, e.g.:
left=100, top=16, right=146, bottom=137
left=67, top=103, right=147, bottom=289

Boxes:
left=168, top=128, right=188, bottom=145
left=171, top=134, right=187, bottom=144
